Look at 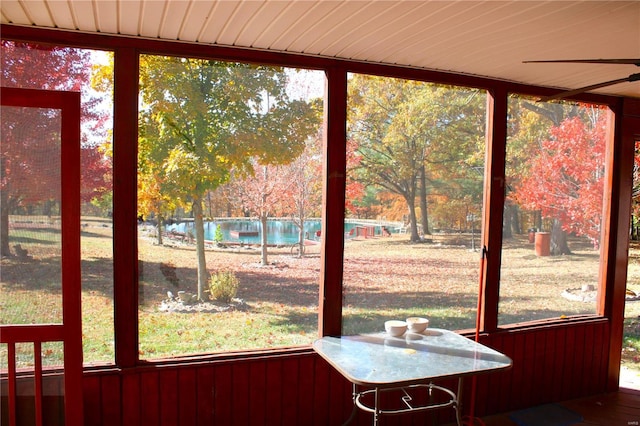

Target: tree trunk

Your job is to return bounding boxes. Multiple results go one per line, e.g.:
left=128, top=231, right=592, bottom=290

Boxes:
left=297, top=218, right=305, bottom=258
left=406, top=199, right=421, bottom=242
left=512, top=205, right=521, bottom=235
left=1, top=201, right=10, bottom=257
left=192, top=199, right=208, bottom=301
left=419, top=165, right=430, bottom=235
left=1, top=157, right=11, bottom=257
left=156, top=213, right=164, bottom=245
left=535, top=211, right=543, bottom=232
left=260, top=214, right=269, bottom=265
left=550, top=218, right=571, bottom=255
left=0, top=203, right=11, bottom=257
left=502, top=203, right=513, bottom=239
left=260, top=165, right=269, bottom=265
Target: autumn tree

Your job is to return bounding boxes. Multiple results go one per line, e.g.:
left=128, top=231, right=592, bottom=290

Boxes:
left=512, top=110, right=606, bottom=254
left=81, top=142, right=112, bottom=208
left=631, top=141, right=640, bottom=240
left=0, top=41, right=110, bottom=257
left=503, top=101, right=551, bottom=238
left=137, top=112, right=177, bottom=245
left=230, top=161, right=296, bottom=265
left=344, top=138, right=366, bottom=217
left=348, top=75, right=484, bottom=242
left=504, top=98, right=601, bottom=237
left=504, top=97, right=607, bottom=254
left=281, top=134, right=324, bottom=257
left=137, top=56, right=319, bottom=300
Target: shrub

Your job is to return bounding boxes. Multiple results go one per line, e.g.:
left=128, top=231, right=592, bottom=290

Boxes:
left=214, top=225, right=224, bottom=245
left=208, top=270, right=238, bottom=303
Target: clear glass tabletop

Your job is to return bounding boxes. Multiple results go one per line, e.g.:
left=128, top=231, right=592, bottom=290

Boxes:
left=313, top=329, right=512, bottom=388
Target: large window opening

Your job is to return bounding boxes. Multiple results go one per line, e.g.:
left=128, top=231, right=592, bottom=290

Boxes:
left=343, top=73, right=487, bottom=334
left=1, top=41, right=114, bottom=366
left=136, top=55, right=325, bottom=358
left=498, top=96, right=607, bottom=325
left=622, top=127, right=640, bottom=386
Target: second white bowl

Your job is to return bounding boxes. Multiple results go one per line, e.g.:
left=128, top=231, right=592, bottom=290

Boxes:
left=406, top=317, right=429, bottom=333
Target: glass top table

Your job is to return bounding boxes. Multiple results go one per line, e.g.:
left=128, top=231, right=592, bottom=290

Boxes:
left=313, top=329, right=512, bottom=425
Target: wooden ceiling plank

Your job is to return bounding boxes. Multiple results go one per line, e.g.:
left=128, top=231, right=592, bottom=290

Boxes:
left=389, top=3, right=563, bottom=75
left=270, top=2, right=341, bottom=52
left=67, top=0, right=96, bottom=32
left=217, top=1, right=265, bottom=46
left=159, top=1, right=190, bottom=40
left=0, top=1, right=31, bottom=24
left=94, top=0, right=118, bottom=34
left=350, top=2, right=466, bottom=64
left=306, top=1, right=397, bottom=56
left=328, top=2, right=419, bottom=58
left=374, top=2, right=517, bottom=65
left=19, top=0, right=54, bottom=27
left=284, top=2, right=362, bottom=53
left=118, top=0, right=141, bottom=36
left=196, top=1, right=238, bottom=43
left=254, top=2, right=316, bottom=49
left=46, top=0, right=75, bottom=30
left=401, top=2, right=551, bottom=62
left=233, top=1, right=289, bottom=48
left=440, top=1, right=621, bottom=62
left=138, top=0, right=166, bottom=38
left=178, top=1, right=215, bottom=41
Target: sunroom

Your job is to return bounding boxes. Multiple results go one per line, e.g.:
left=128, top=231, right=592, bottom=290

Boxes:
left=1, top=1, right=640, bottom=425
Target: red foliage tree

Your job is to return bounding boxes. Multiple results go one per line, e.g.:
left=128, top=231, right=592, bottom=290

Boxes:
left=512, top=114, right=606, bottom=252
left=629, top=141, right=640, bottom=240
left=231, top=161, right=295, bottom=264
left=345, top=138, right=366, bottom=216
left=632, top=141, right=640, bottom=215
left=1, top=41, right=110, bottom=256
left=80, top=144, right=112, bottom=204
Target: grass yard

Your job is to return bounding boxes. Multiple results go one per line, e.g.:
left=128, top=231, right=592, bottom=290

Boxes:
left=1, top=217, right=640, bottom=377
left=622, top=241, right=640, bottom=371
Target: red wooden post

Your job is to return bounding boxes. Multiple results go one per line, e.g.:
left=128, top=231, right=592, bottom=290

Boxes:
left=481, top=87, right=508, bottom=333
left=7, top=343, right=16, bottom=426
left=319, top=68, right=347, bottom=337
left=34, top=341, right=43, bottom=426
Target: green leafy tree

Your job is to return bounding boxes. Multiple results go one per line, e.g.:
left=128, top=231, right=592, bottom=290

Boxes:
left=348, top=75, right=484, bottom=242
left=137, top=112, right=177, bottom=245
left=504, top=98, right=554, bottom=237
left=138, top=56, right=317, bottom=300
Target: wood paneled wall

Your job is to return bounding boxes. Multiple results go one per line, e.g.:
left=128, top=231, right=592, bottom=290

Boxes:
left=1, top=319, right=611, bottom=425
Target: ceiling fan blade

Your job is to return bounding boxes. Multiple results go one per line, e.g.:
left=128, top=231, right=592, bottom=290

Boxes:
left=524, top=59, right=640, bottom=66
left=538, top=73, right=640, bottom=102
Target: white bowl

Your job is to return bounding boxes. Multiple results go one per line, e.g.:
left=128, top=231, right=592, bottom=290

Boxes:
left=384, top=320, right=407, bottom=337
left=406, top=317, right=429, bottom=333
